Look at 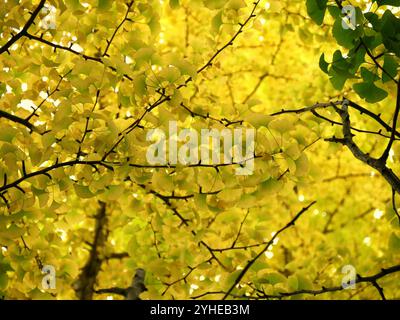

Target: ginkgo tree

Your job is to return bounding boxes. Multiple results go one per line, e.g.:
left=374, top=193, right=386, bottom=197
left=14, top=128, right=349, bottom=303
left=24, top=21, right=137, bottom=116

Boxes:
left=0, top=0, right=399, bottom=300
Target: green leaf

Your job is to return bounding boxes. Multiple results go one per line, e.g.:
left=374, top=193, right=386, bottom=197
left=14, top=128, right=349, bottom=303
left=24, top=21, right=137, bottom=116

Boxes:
left=365, top=12, right=380, bottom=31
left=328, top=50, right=356, bottom=90
left=243, top=111, right=272, bottom=128
left=362, top=34, right=383, bottom=51
left=225, top=270, right=243, bottom=288
left=360, top=67, right=379, bottom=83
left=133, top=74, right=147, bottom=97
left=331, top=50, right=352, bottom=77
left=347, top=44, right=366, bottom=74
left=319, top=53, right=329, bottom=74
left=211, top=10, right=223, bottom=33
left=0, top=83, right=6, bottom=96
left=98, top=0, right=112, bottom=10
left=388, top=232, right=400, bottom=251
left=169, top=0, right=180, bottom=9
left=297, top=274, right=313, bottom=290
left=0, top=273, right=8, bottom=291
left=376, top=0, right=400, bottom=6
left=203, top=0, right=225, bottom=10
left=269, top=118, right=294, bottom=133
left=74, top=184, right=96, bottom=198
left=0, top=126, right=18, bottom=142
left=329, top=69, right=347, bottom=90
left=227, top=0, right=246, bottom=10
left=258, top=271, right=286, bottom=285
left=257, top=178, right=283, bottom=195
left=194, top=193, right=208, bottom=211
left=288, top=275, right=298, bottom=291
left=332, top=18, right=358, bottom=49
left=173, top=59, right=197, bottom=79
left=104, top=184, right=125, bottom=201
left=306, top=0, right=328, bottom=25
left=295, top=153, right=309, bottom=177
left=65, top=0, right=83, bottom=11
left=353, top=81, right=388, bottom=103
left=380, top=11, right=400, bottom=57
left=382, top=55, right=399, bottom=83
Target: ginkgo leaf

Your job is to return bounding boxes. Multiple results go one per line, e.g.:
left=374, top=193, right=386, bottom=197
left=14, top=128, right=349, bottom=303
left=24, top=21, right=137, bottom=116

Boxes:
left=353, top=81, right=388, bottom=103
left=306, top=0, right=328, bottom=25
left=74, top=185, right=96, bottom=199
left=0, top=126, right=17, bottom=142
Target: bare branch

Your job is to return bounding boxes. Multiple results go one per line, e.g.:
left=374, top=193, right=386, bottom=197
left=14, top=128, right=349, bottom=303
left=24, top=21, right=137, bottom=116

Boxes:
left=380, top=81, right=400, bottom=162
left=197, top=0, right=262, bottom=74
left=222, top=201, right=316, bottom=300
left=0, top=0, right=46, bottom=55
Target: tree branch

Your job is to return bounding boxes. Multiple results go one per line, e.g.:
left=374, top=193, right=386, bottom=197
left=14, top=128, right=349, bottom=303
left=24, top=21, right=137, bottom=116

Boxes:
left=0, top=159, right=112, bottom=194
left=0, top=110, right=36, bottom=132
left=380, top=81, right=400, bottom=162
left=222, top=201, right=316, bottom=300
left=95, top=268, right=147, bottom=300
left=102, top=1, right=134, bottom=57
left=197, top=0, right=261, bottom=74
left=327, top=101, right=400, bottom=193
left=0, top=0, right=46, bottom=55
left=74, top=201, right=108, bottom=300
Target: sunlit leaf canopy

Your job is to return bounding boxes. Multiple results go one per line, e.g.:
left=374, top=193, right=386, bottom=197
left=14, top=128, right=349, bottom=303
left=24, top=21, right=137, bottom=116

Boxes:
left=0, top=0, right=399, bottom=300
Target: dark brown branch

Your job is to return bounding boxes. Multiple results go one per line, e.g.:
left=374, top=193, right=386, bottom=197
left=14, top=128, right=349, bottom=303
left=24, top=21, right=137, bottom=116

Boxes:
left=180, top=103, right=243, bottom=127
left=275, top=264, right=400, bottom=299
left=242, top=36, right=285, bottom=104
left=74, top=201, right=108, bottom=300
left=222, top=201, right=316, bottom=300
left=197, top=0, right=261, bottom=74
left=0, top=110, right=35, bottom=132
left=101, top=93, right=170, bottom=160
left=0, top=0, right=46, bottom=55
left=23, top=33, right=134, bottom=81
left=380, top=81, right=400, bottom=162
left=104, top=252, right=129, bottom=261
left=102, top=1, right=134, bottom=57
left=0, top=160, right=112, bottom=194
left=137, top=184, right=228, bottom=271
left=270, top=101, right=343, bottom=116
left=94, top=287, right=127, bottom=296
left=192, top=263, right=400, bottom=300
left=326, top=101, right=400, bottom=194
left=275, top=99, right=400, bottom=139
left=360, top=39, right=398, bottom=84
left=231, top=210, right=249, bottom=248
left=95, top=268, right=147, bottom=300
left=161, top=261, right=208, bottom=296
left=311, top=109, right=395, bottom=140
left=127, top=155, right=261, bottom=170
left=137, top=184, right=190, bottom=226
left=322, top=173, right=371, bottom=182
left=25, top=32, right=101, bottom=62
left=26, top=69, right=72, bottom=121
left=391, top=188, right=400, bottom=224
left=76, top=89, right=100, bottom=159
left=347, top=100, right=400, bottom=138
